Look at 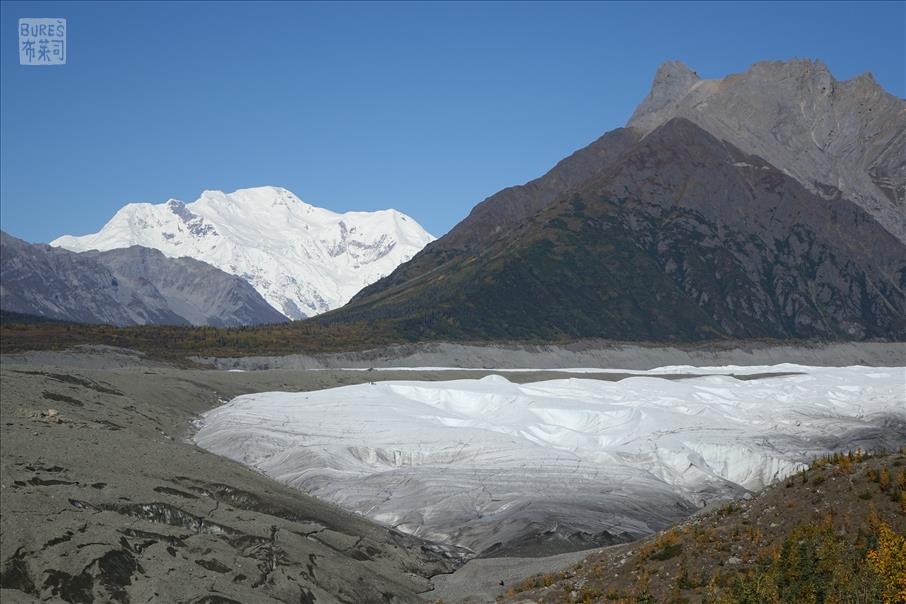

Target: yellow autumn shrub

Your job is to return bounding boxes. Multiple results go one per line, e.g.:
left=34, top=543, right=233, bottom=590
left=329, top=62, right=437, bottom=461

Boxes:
left=866, top=520, right=906, bottom=604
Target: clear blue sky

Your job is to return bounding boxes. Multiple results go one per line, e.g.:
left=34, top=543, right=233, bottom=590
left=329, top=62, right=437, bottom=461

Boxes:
left=1, top=1, right=904, bottom=243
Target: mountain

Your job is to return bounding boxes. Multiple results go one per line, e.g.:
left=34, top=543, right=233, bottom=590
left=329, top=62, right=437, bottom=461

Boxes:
left=320, top=60, right=906, bottom=342
left=628, top=59, right=905, bottom=243
left=1, top=231, right=287, bottom=327
left=82, top=246, right=289, bottom=327
left=52, top=186, right=435, bottom=319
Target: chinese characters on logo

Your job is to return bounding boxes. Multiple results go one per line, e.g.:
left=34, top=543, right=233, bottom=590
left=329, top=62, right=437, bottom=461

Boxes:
left=19, top=18, right=66, bottom=65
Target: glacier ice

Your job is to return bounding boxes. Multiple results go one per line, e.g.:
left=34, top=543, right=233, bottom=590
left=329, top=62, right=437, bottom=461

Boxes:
left=194, top=365, right=906, bottom=555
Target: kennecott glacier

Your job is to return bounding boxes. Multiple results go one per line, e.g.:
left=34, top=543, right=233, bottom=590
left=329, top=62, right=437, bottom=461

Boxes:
left=194, top=365, right=906, bottom=556
left=51, top=186, right=435, bottom=318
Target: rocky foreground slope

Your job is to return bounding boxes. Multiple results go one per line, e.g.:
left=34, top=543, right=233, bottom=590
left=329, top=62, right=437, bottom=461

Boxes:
left=496, top=450, right=906, bottom=604
left=0, top=363, right=475, bottom=603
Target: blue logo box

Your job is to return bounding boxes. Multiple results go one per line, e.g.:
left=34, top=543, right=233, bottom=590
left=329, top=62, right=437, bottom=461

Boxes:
left=19, top=18, right=66, bottom=65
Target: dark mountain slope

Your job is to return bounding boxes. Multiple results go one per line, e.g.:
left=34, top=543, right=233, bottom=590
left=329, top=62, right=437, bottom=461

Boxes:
left=355, top=128, right=642, bottom=298
left=0, top=232, right=287, bottom=327
left=1, top=231, right=187, bottom=326
left=352, top=59, right=905, bottom=312
left=82, top=246, right=288, bottom=327
left=319, top=119, right=906, bottom=341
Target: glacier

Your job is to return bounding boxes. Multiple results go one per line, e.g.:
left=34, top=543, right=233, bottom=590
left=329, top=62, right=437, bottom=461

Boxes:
left=51, top=186, right=435, bottom=319
left=194, top=365, right=906, bottom=555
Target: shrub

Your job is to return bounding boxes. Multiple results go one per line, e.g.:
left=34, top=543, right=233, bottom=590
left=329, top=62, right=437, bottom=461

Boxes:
left=723, top=519, right=886, bottom=603
left=866, top=520, right=906, bottom=604
left=651, top=542, right=683, bottom=561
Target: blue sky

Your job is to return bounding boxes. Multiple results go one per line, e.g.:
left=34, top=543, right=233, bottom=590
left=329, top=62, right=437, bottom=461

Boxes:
left=1, top=1, right=904, bottom=243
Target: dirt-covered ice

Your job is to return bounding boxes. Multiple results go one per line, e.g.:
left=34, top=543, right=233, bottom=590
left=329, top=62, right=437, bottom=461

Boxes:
left=194, top=365, right=906, bottom=556
left=197, top=341, right=906, bottom=371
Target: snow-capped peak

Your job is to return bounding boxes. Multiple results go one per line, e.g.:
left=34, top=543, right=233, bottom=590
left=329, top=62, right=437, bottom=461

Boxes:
left=51, top=187, right=435, bottom=319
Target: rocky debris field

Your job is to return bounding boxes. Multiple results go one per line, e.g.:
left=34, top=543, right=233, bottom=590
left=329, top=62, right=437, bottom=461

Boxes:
left=0, top=361, right=497, bottom=603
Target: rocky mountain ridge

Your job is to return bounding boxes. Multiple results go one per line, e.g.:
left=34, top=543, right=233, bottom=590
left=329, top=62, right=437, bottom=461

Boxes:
left=0, top=231, right=286, bottom=327
left=628, top=59, right=905, bottom=243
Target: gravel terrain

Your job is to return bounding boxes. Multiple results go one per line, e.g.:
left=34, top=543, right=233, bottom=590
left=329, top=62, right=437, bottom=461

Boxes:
left=197, top=340, right=905, bottom=371
left=0, top=360, right=501, bottom=603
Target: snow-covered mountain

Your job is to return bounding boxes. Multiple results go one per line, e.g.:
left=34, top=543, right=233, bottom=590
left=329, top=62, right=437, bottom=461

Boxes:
left=51, top=187, right=435, bottom=319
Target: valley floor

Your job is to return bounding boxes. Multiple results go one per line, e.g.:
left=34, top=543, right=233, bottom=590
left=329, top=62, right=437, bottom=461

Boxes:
left=0, top=359, right=499, bottom=603
left=1, top=344, right=904, bottom=603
